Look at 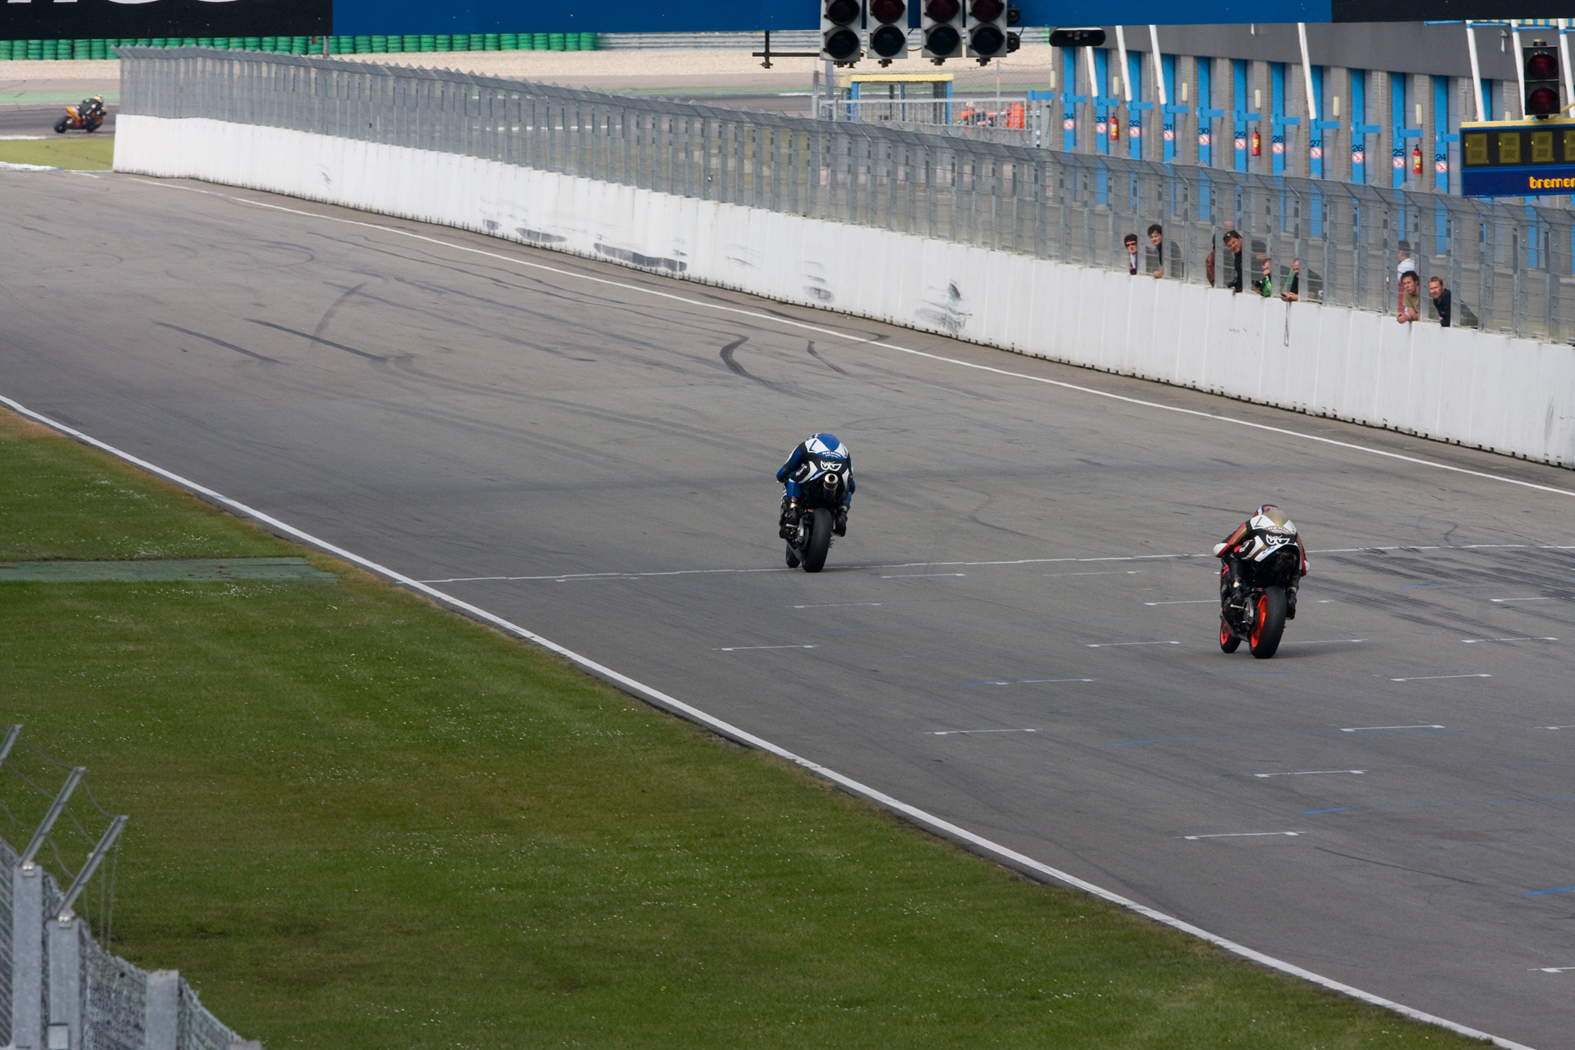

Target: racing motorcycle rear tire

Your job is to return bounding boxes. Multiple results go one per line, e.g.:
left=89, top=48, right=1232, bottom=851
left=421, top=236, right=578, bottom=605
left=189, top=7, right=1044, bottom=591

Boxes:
left=802, top=507, right=834, bottom=573
left=1218, top=617, right=1241, bottom=653
left=1249, top=586, right=1287, bottom=659
left=54, top=118, right=69, bottom=134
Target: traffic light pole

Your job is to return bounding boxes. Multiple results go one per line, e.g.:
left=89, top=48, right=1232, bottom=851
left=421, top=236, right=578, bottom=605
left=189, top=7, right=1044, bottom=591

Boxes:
left=753, top=30, right=821, bottom=69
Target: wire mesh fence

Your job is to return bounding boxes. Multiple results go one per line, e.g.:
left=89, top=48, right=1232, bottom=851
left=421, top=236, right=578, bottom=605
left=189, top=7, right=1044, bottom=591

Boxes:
left=118, top=47, right=1575, bottom=343
left=0, top=729, right=244, bottom=1050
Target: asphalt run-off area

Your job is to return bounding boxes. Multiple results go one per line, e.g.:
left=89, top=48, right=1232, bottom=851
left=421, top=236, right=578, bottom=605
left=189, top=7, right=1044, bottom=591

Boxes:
left=4, top=167, right=1574, bottom=1049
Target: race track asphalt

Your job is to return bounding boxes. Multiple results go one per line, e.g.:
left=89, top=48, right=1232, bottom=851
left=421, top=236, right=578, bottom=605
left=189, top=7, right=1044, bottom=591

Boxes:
left=3, top=169, right=1574, bottom=1048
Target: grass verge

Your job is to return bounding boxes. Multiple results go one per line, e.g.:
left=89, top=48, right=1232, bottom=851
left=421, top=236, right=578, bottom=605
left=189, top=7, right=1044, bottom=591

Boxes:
left=0, top=405, right=1490, bottom=1049
left=0, top=134, right=114, bottom=170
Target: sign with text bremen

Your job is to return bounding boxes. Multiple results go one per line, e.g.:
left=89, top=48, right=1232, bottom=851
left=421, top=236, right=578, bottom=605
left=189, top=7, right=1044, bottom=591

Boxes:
left=1460, top=119, right=1575, bottom=197
left=0, top=0, right=330, bottom=39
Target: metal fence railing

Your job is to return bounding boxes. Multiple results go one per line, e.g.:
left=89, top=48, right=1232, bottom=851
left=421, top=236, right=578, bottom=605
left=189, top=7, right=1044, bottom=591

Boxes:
left=119, top=47, right=1575, bottom=343
left=1, top=728, right=245, bottom=1050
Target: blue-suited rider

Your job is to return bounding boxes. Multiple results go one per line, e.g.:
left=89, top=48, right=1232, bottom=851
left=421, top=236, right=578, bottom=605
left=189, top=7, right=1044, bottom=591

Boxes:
left=778, top=433, right=855, bottom=539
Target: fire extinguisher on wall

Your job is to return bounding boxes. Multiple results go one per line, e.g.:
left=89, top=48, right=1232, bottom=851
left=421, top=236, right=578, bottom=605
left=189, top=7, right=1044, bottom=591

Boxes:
left=1110, top=119, right=1119, bottom=142
left=1251, top=129, right=1261, bottom=156
left=1411, top=144, right=1422, bottom=175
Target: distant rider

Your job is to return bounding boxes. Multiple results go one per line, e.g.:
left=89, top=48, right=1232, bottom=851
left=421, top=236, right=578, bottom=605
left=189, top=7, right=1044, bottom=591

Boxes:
left=777, top=433, right=854, bottom=539
left=1213, top=504, right=1307, bottom=618
left=80, top=95, right=105, bottom=121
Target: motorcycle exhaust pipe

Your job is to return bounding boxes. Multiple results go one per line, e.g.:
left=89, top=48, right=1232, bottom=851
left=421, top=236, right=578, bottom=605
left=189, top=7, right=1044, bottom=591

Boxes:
left=822, top=474, right=840, bottom=491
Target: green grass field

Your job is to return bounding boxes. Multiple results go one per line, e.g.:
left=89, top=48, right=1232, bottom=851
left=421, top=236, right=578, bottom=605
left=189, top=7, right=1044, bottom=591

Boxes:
left=0, top=406, right=1489, bottom=1049
left=0, top=134, right=114, bottom=170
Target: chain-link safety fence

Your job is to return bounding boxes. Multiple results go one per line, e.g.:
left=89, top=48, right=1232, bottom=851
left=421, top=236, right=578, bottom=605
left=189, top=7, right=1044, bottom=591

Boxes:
left=118, top=46, right=1575, bottom=343
left=0, top=728, right=245, bottom=1050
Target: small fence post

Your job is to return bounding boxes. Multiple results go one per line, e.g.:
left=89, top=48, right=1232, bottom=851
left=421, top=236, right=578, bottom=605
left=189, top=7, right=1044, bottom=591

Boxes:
left=144, top=971, right=179, bottom=1050
left=46, top=915, right=82, bottom=1050
left=11, top=864, right=43, bottom=1050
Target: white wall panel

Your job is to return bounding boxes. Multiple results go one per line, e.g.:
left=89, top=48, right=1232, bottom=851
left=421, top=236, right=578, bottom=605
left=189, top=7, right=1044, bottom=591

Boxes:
left=114, top=115, right=1575, bottom=469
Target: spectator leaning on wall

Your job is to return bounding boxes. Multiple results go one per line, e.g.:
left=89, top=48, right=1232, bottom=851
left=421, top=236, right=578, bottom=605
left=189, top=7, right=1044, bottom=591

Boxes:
left=1146, top=224, right=1181, bottom=279
left=1429, top=276, right=1452, bottom=327
left=1124, top=233, right=1140, bottom=275
left=1280, top=259, right=1301, bottom=302
left=1252, top=256, right=1274, bottom=298
left=1223, top=230, right=1244, bottom=293
left=1398, top=271, right=1421, bottom=324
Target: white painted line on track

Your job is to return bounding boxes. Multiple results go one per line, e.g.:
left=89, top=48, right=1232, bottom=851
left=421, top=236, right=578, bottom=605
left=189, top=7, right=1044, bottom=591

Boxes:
left=1491, top=597, right=1558, bottom=603
left=1087, top=640, right=1179, bottom=648
left=1047, top=570, right=1142, bottom=577
left=969, top=677, right=1097, bottom=685
left=930, top=728, right=1039, bottom=736
left=1392, top=674, right=1492, bottom=682
left=421, top=544, right=1575, bottom=584
left=715, top=645, right=816, bottom=652
left=1341, top=725, right=1447, bottom=732
left=880, top=572, right=967, bottom=578
left=1462, top=636, right=1558, bottom=643
left=1297, top=639, right=1368, bottom=644
left=1534, top=966, right=1575, bottom=973
left=78, top=190, right=1548, bottom=1049
left=1252, top=770, right=1366, bottom=778
left=1185, top=831, right=1302, bottom=840
left=1143, top=599, right=1215, bottom=605
left=794, top=602, right=882, bottom=608
left=128, top=176, right=1575, bottom=512
left=1540, top=725, right=1575, bottom=730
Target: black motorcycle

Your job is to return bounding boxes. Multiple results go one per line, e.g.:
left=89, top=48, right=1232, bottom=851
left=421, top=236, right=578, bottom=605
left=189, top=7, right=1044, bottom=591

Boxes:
left=54, top=98, right=106, bottom=134
left=1218, top=537, right=1300, bottom=659
left=783, top=455, right=848, bottom=573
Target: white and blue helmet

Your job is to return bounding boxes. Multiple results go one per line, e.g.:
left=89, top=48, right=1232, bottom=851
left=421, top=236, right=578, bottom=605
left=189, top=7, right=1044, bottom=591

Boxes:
left=806, top=433, right=848, bottom=459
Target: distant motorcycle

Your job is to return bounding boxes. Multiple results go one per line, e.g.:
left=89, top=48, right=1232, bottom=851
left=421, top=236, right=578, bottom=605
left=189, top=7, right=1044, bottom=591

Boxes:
left=1216, top=514, right=1303, bottom=659
left=782, top=454, right=849, bottom=573
left=54, top=97, right=106, bottom=134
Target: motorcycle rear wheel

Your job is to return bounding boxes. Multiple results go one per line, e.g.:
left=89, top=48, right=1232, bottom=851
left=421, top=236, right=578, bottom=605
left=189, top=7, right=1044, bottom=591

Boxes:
left=53, top=118, right=69, bottom=134
left=1249, top=587, right=1287, bottom=659
left=1218, top=617, right=1241, bottom=653
left=802, top=507, right=834, bottom=573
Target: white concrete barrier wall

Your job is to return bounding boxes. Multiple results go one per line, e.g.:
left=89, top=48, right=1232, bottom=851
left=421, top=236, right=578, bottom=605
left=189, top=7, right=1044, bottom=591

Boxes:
left=114, top=115, right=1575, bottom=468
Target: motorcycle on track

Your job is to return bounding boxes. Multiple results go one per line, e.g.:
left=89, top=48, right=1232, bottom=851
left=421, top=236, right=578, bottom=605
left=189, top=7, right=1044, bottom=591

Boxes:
left=54, top=97, right=106, bottom=134
left=782, top=453, right=849, bottom=573
left=1216, top=507, right=1305, bottom=659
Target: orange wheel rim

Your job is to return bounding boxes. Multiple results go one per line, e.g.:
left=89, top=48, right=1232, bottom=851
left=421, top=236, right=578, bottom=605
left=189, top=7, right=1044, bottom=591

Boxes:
left=1249, top=594, right=1267, bottom=647
left=1219, top=620, right=1231, bottom=644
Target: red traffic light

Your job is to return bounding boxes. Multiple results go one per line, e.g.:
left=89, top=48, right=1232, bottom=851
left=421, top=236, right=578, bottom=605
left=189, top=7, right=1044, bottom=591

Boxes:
left=926, top=0, right=960, bottom=19
left=1526, top=51, right=1559, bottom=81
left=1528, top=85, right=1561, bottom=115
left=1523, top=44, right=1561, bottom=116
left=971, top=0, right=1005, bottom=19
left=870, top=0, right=906, bottom=22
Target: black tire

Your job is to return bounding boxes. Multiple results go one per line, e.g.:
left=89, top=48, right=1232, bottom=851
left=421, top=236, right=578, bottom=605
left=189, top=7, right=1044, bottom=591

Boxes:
left=1219, top=616, right=1241, bottom=653
left=54, top=118, right=69, bottom=134
left=86, top=122, right=98, bottom=133
left=1249, top=587, right=1287, bottom=659
left=802, top=507, right=834, bottom=573
left=785, top=543, right=800, bottom=569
